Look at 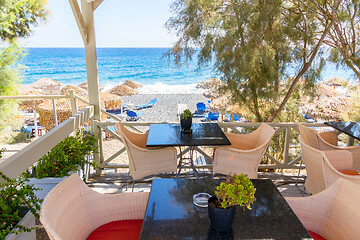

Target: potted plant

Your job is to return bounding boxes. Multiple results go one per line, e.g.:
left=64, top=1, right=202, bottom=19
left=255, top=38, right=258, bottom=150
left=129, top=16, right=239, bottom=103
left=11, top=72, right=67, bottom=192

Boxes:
left=208, top=174, right=256, bottom=231
left=180, top=109, right=193, bottom=133
left=0, top=149, right=42, bottom=240
left=24, top=129, right=98, bottom=199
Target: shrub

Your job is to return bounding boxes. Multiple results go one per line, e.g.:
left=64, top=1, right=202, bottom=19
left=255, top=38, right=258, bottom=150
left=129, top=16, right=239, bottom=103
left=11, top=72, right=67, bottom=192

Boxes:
left=180, top=109, right=193, bottom=119
left=29, top=129, right=98, bottom=179
left=214, top=174, right=256, bottom=209
left=0, top=149, right=42, bottom=238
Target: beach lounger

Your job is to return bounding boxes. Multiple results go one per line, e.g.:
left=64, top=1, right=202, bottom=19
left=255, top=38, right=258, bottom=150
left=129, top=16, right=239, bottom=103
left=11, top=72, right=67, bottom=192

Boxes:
left=135, top=98, right=158, bottom=110
left=126, top=110, right=143, bottom=121
left=225, top=113, right=241, bottom=122
left=204, top=112, right=219, bottom=121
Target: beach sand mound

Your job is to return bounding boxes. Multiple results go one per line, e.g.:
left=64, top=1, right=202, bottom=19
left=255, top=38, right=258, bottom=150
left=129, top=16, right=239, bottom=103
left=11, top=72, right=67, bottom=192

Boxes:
left=78, top=82, right=104, bottom=91
left=30, top=78, right=61, bottom=89
left=107, top=85, right=138, bottom=96
left=122, top=80, right=142, bottom=89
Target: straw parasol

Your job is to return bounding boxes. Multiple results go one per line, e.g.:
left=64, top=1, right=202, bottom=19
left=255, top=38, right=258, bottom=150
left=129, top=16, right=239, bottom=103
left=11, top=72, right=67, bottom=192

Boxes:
left=315, top=82, right=342, bottom=98
left=121, top=80, right=142, bottom=89
left=107, top=85, right=138, bottom=96
left=61, top=85, right=88, bottom=96
left=30, top=78, right=61, bottom=90
left=37, top=98, right=106, bottom=129
left=301, top=96, right=350, bottom=121
left=78, top=82, right=104, bottom=91
left=196, top=78, right=224, bottom=89
left=98, top=92, right=122, bottom=110
left=209, top=95, right=231, bottom=113
left=322, top=77, right=353, bottom=88
left=18, top=84, right=44, bottom=111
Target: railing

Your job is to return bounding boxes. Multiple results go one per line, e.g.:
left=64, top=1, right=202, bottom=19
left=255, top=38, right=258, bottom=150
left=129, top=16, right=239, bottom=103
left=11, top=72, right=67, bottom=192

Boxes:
left=0, top=92, right=344, bottom=179
left=95, top=120, right=330, bottom=171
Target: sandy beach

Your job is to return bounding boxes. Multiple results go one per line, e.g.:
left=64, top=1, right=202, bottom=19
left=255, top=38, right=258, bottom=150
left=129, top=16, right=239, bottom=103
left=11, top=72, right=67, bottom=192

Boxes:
left=120, top=93, right=209, bottom=122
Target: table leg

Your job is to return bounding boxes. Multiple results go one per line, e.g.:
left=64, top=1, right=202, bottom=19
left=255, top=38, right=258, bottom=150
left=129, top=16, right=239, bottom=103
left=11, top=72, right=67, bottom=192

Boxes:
left=177, top=146, right=199, bottom=179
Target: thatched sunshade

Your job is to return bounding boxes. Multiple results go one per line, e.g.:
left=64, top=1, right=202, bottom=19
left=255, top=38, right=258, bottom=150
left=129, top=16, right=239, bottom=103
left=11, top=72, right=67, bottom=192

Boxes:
left=18, top=84, right=44, bottom=111
left=98, top=92, right=122, bottom=110
left=121, top=80, right=142, bottom=89
left=322, top=77, right=353, bottom=88
left=78, top=82, right=104, bottom=91
left=61, top=85, right=88, bottom=96
left=197, top=78, right=226, bottom=99
left=37, top=98, right=106, bottom=130
left=30, top=78, right=61, bottom=90
left=315, top=82, right=342, bottom=98
left=107, top=85, right=138, bottom=96
left=209, top=95, right=231, bottom=112
left=301, top=96, right=350, bottom=121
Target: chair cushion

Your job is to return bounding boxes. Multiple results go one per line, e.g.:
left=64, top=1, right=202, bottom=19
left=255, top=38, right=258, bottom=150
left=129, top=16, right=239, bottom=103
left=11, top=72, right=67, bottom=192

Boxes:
left=308, top=230, right=326, bottom=240
left=339, top=170, right=360, bottom=176
left=87, top=219, right=143, bottom=240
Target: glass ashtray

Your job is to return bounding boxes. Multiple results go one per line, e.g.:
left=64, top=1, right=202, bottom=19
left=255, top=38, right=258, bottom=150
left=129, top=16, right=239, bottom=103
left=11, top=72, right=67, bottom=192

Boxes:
left=193, top=193, right=211, bottom=208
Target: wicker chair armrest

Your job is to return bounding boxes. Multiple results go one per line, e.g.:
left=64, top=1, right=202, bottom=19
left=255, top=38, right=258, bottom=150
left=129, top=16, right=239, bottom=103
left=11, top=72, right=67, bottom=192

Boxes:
left=323, top=150, right=353, bottom=171
left=285, top=193, right=333, bottom=234
left=318, top=131, right=338, bottom=146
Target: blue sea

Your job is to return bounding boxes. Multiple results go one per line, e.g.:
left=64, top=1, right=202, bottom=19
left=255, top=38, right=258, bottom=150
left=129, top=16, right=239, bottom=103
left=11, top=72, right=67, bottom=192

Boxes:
left=21, top=48, right=358, bottom=94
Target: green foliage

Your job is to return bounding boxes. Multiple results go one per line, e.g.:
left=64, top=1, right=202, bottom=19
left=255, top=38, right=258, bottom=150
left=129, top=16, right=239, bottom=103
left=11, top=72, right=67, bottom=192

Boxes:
left=0, top=0, right=47, bottom=130
left=0, top=0, right=47, bottom=41
left=167, top=0, right=330, bottom=122
left=0, top=164, right=42, bottom=238
left=180, top=109, right=193, bottom=119
left=28, top=129, right=98, bottom=179
left=215, top=174, right=256, bottom=209
left=0, top=44, right=25, bottom=130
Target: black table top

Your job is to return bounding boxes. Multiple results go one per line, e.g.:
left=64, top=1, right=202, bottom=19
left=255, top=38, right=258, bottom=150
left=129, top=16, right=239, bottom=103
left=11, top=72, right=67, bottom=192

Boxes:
left=140, top=178, right=311, bottom=240
left=146, top=123, right=231, bottom=147
left=324, top=122, right=360, bottom=141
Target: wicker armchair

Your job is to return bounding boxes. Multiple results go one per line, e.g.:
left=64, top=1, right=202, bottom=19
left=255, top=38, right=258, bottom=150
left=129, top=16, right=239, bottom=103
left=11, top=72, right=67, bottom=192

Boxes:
left=115, top=122, right=177, bottom=185
left=299, top=134, right=360, bottom=194
left=286, top=178, right=360, bottom=240
left=298, top=124, right=360, bottom=169
left=40, top=174, right=149, bottom=240
left=213, top=123, right=275, bottom=178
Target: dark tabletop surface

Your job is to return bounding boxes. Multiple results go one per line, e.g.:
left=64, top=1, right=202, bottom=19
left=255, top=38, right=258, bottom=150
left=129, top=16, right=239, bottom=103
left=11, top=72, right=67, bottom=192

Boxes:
left=324, top=122, right=360, bottom=141
left=140, top=178, right=311, bottom=240
left=146, top=123, right=231, bottom=147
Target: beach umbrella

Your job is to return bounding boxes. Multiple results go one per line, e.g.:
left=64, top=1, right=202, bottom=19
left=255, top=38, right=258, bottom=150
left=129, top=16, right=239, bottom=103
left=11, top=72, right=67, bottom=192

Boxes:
left=18, top=84, right=44, bottom=111
left=98, top=92, right=122, bottom=110
left=196, top=78, right=224, bottom=89
left=121, top=80, right=142, bottom=89
left=209, top=95, right=231, bottom=113
left=30, top=78, right=61, bottom=90
left=301, top=96, right=350, bottom=121
left=61, top=85, right=88, bottom=96
left=37, top=98, right=106, bottom=130
left=107, top=85, right=138, bottom=96
left=322, top=77, right=354, bottom=88
left=78, top=82, right=104, bottom=92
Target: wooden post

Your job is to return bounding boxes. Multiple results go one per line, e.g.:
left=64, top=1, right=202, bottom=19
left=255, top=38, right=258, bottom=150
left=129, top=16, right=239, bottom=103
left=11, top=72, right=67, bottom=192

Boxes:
left=81, top=0, right=102, bottom=175
left=69, top=90, right=78, bottom=115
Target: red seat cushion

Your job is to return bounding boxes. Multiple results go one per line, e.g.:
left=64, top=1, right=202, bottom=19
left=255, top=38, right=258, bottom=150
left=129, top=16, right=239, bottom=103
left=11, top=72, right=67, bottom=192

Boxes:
left=339, top=170, right=360, bottom=176
left=87, top=219, right=143, bottom=240
left=308, top=230, right=326, bottom=240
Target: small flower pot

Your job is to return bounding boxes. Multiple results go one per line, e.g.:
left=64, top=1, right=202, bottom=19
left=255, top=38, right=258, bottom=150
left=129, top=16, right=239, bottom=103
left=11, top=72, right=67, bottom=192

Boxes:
left=180, top=118, right=192, bottom=132
left=208, top=196, right=236, bottom=231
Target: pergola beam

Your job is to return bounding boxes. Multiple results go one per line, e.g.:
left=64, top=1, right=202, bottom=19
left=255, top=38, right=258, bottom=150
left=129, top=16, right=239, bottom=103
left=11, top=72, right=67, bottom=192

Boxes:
left=92, top=0, right=104, bottom=11
left=69, top=0, right=88, bottom=45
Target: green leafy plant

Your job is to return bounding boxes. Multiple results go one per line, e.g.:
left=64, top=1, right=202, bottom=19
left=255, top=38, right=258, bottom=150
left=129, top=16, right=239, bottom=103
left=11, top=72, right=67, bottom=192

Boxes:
left=180, top=109, right=193, bottom=119
left=0, top=149, right=42, bottom=238
left=27, top=129, right=98, bottom=179
left=214, top=174, right=256, bottom=209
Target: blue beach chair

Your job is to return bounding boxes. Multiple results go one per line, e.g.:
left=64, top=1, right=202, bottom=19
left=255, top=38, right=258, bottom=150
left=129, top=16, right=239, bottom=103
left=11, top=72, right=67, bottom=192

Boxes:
left=196, top=102, right=207, bottom=112
left=135, top=98, right=158, bottom=110
left=204, top=112, right=219, bottom=121
left=226, top=113, right=241, bottom=122
left=126, top=110, right=143, bottom=121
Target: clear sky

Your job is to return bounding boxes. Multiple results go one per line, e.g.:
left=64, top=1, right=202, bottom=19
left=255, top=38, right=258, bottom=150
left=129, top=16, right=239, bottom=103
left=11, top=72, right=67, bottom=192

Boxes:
left=20, top=0, right=178, bottom=47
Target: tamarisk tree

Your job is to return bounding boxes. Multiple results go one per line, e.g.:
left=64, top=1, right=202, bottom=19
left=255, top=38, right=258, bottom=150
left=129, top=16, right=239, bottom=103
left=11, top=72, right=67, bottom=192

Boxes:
left=0, top=0, right=47, bottom=129
left=167, top=0, right=341, bottom=122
